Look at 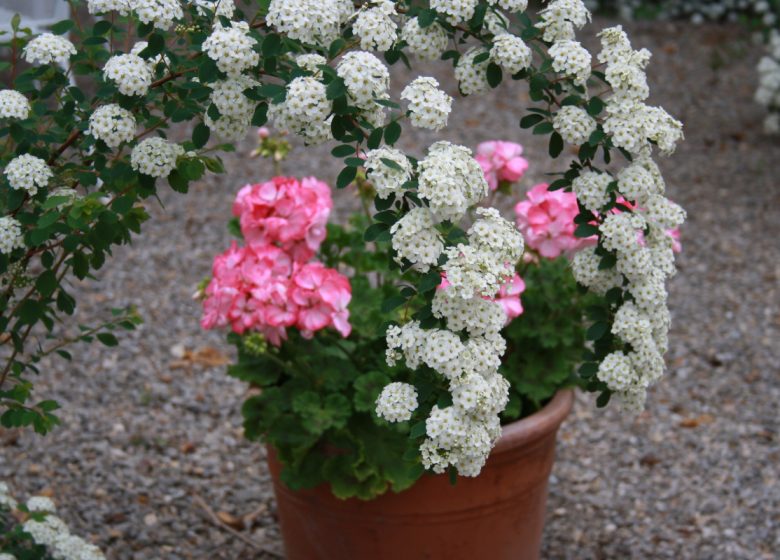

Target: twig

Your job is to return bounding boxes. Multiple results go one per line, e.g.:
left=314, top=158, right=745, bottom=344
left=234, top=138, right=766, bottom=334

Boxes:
left=192, top=493, right=282, bottom=558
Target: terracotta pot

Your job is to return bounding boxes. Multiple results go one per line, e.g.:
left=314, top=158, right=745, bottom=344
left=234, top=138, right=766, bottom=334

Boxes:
left=267, top=389, right=574, bottom=560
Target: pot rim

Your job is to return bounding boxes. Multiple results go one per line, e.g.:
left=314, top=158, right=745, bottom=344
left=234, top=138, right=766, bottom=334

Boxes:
left=491, top=389, right=575, bottom=455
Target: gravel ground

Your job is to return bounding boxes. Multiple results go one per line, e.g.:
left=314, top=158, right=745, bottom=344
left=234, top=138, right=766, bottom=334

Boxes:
left=2, top=17, right=779, bottom=560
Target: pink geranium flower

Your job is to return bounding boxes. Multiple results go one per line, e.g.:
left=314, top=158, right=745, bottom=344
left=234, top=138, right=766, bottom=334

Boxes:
left=289, top=262, right=352, bottom=339
left=232, top=176, right=333, bottom=262
left=475, top=140, right=529, bottom=191
left=494, top=273, right=526, bottom=324
left=514, top=183, right=593, bottom=259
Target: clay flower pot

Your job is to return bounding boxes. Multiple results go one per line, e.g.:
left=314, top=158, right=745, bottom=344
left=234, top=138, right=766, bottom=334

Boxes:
left=266, top=389, right=574, bottom=560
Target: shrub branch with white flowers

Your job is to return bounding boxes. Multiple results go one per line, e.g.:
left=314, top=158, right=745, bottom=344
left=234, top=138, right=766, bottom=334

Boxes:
left=1, top=0, right=684, bottom=480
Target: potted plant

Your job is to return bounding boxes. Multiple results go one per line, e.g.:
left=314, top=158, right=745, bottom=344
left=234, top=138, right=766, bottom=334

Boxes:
left=1, top=0, right=685, bottom=556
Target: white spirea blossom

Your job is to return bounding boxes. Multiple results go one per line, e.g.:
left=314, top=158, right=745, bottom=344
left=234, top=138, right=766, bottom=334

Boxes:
left=572, top=169, right=612, bottom=212
left=755, top=31, right=780, bottom=133
left=267, top=0, right=353, bottom=47
left=26, top=496, right=57, bottom=513
left=644, top=194, right=687, bottom=230
left=88, top=104, right=137, bottom=148
left=597, top=25, right=633, bottom=66
left=612, top=301, right=652, bottom=345
left=4, top=154, right=53, bottom=196
left=553, top=105, right=597, bottom=145
left=22, top=33, right=76, bottom=66
left=268, top=103, right=332, bottom=145
left=295, top=53, right=327, bottom=74
left=130, top=137, right=183, bottom=178
left=268, top=77, right=331, bottom=143
left=103, top=54, right=152, bottom=96
left=488, top=0, right=528, bottom=13
left=0, top=89, right=30, bottom=120
left=205, top=112, right=251, bottom=141
left=570, top=246, right=623, bottom=294
left=454, top=47, right=491, bottom=96
left=202, top=21, right=259, bottom=76
left=490, top=34, right=532, bottom=75
left=467, top=207, right=524, bottom=265
left=597, top=351, right=635, bottom=392
left=430, top=0, right=479, bottom=24
left=133, top=0, right=183, bottom=29
left=432, top=290, right=506, bottom=336
left=0, top=217, right=25, bottom=255
left=336, top=51, right=390, bottom=110
left=87, top=0, right=131, bottom=15
left=390, top=207, right=444, bottom=272
left=442, top=244, right=514, bottom=299
left=22, top=516, right=70, bottom=547
left=353, top=0, right=397, bottom=52
left=400, top=77, right=452, bottom=131
left=617, top=161, right=658, bottom=204
left=549, top=40, right=592, bottom=85
left=209, top=75, right=260, bottom=119
left=400, top=17, right=448, bottom=61
left=483, top=10, right=510, bottom=35
left=417, top=142, right=488, bottom=222
left=364, top=146, right=412, bottom=199
left=538, top=0, right=591, bottom=42
left=375, top=382, right=419, bottom=422
left=52, top=534, right=106, bottom=560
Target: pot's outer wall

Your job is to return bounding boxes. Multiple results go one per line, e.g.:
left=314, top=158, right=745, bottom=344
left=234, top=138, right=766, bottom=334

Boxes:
left=267, top=389, right=575, bottom=560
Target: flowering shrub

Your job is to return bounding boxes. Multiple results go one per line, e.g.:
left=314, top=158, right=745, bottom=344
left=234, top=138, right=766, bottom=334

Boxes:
left=0, top=483, right=105, bottom=559
left=756, top=30, right=780, bottom=132
left=3, top=0, right=685, bottom=494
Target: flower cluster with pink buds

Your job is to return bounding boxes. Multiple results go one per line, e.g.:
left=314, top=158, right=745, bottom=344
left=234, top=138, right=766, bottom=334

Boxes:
left=474, top=140, right=529, bottom=191
left=202, top=176, right=351, bottom=345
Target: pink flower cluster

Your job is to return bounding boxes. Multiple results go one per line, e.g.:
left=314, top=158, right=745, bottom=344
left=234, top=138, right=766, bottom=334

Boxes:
left=202, top=177, right=351, bottom=345
left=475, top=141, right=529, bottom=191
left=514, top=183, right=594, bottom=259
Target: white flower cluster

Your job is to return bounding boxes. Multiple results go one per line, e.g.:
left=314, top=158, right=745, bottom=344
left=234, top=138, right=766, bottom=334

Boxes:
left=488, top=0, right=528, bottom=12
left=390, top=207, right=444, bottom=271
left=295, top=53, right=327, bottom=74
left=430, top=0, right=479, bottom=24
left=202, top=21, right=259, bottom=76
left=4, top=154, right=53, bottom=196
left=130, top=137, right=184, bottom=177
left=417, top=142, right=488, bottom=222
left=206, top=75, right=259, bottom=141
left=553, top=105, right=597, bottom=145
left=443, top=208, right=523, bottom=299
left=87, top=0, right=131, bottom=15
left=22, top=33, right=76, bottom=66
left=353, top=0, right=397, bottom=52
left=755, top=31, right=780, bottom=134
left=598, top=27, right=684, bottom=156
left=88, top=104, right=137, bottom=148
left=133, top=0, right=183, bottom=30
left=267, top=0, right=353, bottom=47
left=0, top=216, right=25, bottom=255
left=400, top=77, right=452, bottom=131
left=454, top=46, right=490, bottom=95
left=336, top=51, right=390, bottom=112
left=572, top=169, right=612, bottom=212
left=376, top=382, right=419, bottom=422
left=364, top=146, right=412, bottom=199
left=103, top=53, right=152, bottom=96
left=0, top=485, right=105, bottom=560
left=400, top=17, right=448, bottom=61
left=548, top=40, right=592, bottom=85
left=0, top=89, right=30, bottom=120
left=268, top=76, right=332, bottom=145
left=538, top=0, right=591, bottom=42
left=490, top=34, right=532, bottom=75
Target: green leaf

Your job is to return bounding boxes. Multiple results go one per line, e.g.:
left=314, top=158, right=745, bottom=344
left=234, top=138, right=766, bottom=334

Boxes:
left=367, top=127, right=384, bottom=149
left=384, top=121, right=401, bottom=145
left=520, top=114, right=544, bottom=128
left=35, top=270, right=58, bottom=298
left=574, top=224, right=599, bottom=238
left=586, top=322, right=609, bottom=341
left=533, top=122, right=554, bottom=135
left=262, top=33, right=282, bottom=56
left=596, top=391, right=611, bottom=408
left=97, top=332, right=119, bottom=347
left=51, top=20, right=75, bottom=35
left=353, top=371, right=391, bottom=412
left=549, top=132, right=563, bottom=158
left=251, top=102, right=269, bottom=127
left=192, top=122, right=210, bottom=149
left=331, top=144, right=355, bottom=158
left=579, top=362, right=598, bottom=378
left=380, top=157, right=403, bottom=172
left=417, top=9, right=436, bottom=28
left=364, top=223, right=389, bottom=242
left=326, top=78, right=347, bottom=100
left=381, top=295, right=407, bottom=313
left=409, top=421, right=427, bottom=439
left=486, top=63, right=503, bottom=88
left=336, top=166, right=357, bottom=189
left=587, top=96, right=605, bottom=116
left=418, top=270, right=441, bottom=293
